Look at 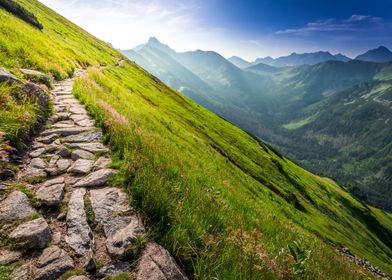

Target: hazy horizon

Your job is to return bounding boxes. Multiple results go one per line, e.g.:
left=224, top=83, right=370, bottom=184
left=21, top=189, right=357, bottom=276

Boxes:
left=38, top=0, right=392, bottom=60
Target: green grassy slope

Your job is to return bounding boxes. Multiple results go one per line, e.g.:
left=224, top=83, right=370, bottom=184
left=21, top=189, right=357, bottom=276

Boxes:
left=1, top=1, right=392, bottom=279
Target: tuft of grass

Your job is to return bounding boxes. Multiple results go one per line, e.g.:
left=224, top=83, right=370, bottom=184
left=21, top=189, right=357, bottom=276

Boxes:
left=83, top=195, right=94, bottom=227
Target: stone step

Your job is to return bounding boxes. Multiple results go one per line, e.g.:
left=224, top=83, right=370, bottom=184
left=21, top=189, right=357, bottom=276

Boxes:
left=65, top=188, right=95, bottom=269
left=90, top=187, right=145, bottom=258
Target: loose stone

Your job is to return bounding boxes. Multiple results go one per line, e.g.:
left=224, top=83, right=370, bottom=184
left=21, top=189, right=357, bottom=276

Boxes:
left=9, top=217, right=51, bottom=249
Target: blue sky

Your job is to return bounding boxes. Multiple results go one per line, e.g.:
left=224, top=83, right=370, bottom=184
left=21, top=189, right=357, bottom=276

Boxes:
left=39, top=0, right=392, bottom=60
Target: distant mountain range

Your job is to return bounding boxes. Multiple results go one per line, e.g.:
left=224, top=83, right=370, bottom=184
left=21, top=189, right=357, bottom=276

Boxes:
left=229, top=46, right=392, bottom=68
left=121, top=38, right=392, bottom=210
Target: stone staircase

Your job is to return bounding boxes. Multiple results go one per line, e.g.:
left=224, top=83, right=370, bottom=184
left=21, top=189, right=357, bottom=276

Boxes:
left=0, top=74, right=188, bottom=279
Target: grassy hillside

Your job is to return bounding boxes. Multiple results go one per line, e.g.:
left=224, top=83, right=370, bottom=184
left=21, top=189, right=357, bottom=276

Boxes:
left=1, top=1, right=392, bottom=279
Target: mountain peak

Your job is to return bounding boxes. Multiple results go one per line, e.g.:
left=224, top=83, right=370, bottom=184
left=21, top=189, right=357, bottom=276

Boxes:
left=356, top=46, right=392, bottom=62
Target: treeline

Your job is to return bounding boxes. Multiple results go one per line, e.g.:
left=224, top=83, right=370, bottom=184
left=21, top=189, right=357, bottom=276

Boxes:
left=0, top=0, right=43, bottom=30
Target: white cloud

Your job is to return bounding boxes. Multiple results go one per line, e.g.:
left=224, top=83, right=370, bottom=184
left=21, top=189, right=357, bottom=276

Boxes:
left=276, top=15, right=383, bottom=35
left=37, top=0, right=231, bottom=53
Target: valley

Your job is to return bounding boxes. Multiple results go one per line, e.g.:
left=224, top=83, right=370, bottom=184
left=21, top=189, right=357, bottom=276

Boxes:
left=123, top=39, right=392, bottom=211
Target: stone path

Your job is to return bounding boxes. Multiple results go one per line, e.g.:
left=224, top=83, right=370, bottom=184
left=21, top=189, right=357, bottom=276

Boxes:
left=0, top=74, right=188, bottom=279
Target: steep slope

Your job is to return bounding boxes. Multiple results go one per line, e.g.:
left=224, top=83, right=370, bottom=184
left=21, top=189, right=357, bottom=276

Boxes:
left=124, top=40, right=392, bottom=212
left=1, top=1, right=392, bottom=279
left=356, top=46, right=392, bottom=62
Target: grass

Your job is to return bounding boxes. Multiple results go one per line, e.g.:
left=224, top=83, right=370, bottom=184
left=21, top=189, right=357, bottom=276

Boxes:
left=0, top=0, right=391, bottom=279
left=0, top=82, right=39, bottom=149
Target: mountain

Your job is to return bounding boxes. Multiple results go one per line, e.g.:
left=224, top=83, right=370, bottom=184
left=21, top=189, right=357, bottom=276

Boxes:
left=228, top=56, right=252, bottom=68
left=356, top=46, right=392, bottom=63
left=245, top=62, right=281, bottom=74
left=3, top=2, right=392, bottom=278
left=123, top=39, right=392, bottom=213
left=254, top=51, right=351, bottom=67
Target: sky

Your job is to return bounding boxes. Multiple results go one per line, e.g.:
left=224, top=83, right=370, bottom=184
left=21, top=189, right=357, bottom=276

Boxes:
left=38, top=0, right=392, bottom=60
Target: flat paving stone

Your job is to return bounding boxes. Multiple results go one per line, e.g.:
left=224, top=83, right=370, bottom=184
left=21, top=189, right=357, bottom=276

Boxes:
left=73, top=169, right=116, bottom=188
left=66, top=188, right=94, bottom=259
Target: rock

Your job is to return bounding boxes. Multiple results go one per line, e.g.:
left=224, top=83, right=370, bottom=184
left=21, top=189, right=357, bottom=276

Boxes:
left=37, top=134, right=58, bottom=144
left=0, top=67, right=23, bottom=84
left=32, top=142, right=45, bottom=150
left=36, top=183, right=64, bottom=206
left=70, top=114, right=90, bottom=122
left=68, top=142, right=109, bottom=153
left=74, top=169, right=116, bottom=188
left=0, top=168, right=15, bottom=180
left=20, top=69, right=51, bottom=87
left=64, top=131, right=102, bottom=143
left=68, top=159, right=94, bottom=175
left=57, top=146, right=71, bottom=158
left=29, top=158, right=47, bottom=169
left=68, top=276, right=90, bottom=280
left=0, top=191, right=36, bottom=221
left=69, top=106, right=87, bottom=115
left=35, top=246, right=74, bottom=280
left=77, top=119, right=95, bottom=127
left=93, top=157, right=112, bottom=170
left=51, top=123, right=77, bottom=129
left=135, top=242, right=188, bottom=280
left=23, top=83, right=50, bottom=111
left=98, top=262, right=130, bottom=276
left=71, top=149, right=95, bottom=160
left=9, top=217, right=51, bottom=249
left=65, top=188, right=94, bottom=256
left=105, top=216, right=145, bottom=257
left=90, top=187, right=145, bottom=257
left=41, top=176, right=64, bottom=187
left=41, top=127, right=93, bottom=137
left=0, top=249, right=22, bottom=265
left=88, top=187, right=130, bottom=221
left=29, top=148, right=46, bottom=158
left=11, top=263, right=32, bottom=280
left=22, top=166, right=47, bottom=179
left=56, top=159, right=73, bottom=173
